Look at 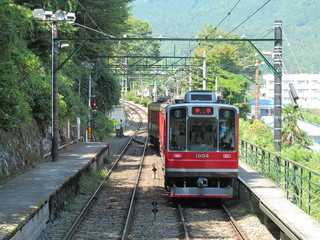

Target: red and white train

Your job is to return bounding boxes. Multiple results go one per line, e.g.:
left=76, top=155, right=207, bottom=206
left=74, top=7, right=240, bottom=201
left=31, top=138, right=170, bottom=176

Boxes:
left=148, top=90, right=239, bottom=198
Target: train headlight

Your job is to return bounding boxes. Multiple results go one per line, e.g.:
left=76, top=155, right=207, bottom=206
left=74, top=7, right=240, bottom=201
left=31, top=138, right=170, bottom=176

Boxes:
left=174, top=110, right=182, bottom=117
left=223, top=110, right=231, bottom=118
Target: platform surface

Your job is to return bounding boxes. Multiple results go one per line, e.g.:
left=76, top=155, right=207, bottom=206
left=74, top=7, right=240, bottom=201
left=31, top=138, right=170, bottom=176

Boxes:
left=239, top=161, right=320, bottom=240
left=0, top=142, right=107, bottom=240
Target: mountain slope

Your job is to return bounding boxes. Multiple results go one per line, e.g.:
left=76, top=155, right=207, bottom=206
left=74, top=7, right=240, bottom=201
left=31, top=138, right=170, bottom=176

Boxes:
left=131, top=0, right=320, bottom=73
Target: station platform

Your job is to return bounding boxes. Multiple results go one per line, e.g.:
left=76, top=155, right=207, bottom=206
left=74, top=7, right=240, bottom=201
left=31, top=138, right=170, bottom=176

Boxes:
left=239, top=161, right=320, bottom=240
left=0, top=141, right=109, bottom=240
left=1, top=132, right=319, bottom=239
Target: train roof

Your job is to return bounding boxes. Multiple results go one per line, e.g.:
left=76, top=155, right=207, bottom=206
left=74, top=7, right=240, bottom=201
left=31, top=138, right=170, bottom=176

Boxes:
left=148, top=90, right=239, bottom=112
left=150, top=90, right=218, bottom=105
left=184, top=90, right=217, bottom=103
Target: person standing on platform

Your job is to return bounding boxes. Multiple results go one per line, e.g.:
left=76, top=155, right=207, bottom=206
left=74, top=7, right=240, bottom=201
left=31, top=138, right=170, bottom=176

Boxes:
left=115, top=123, right=120, bottom=137
left=119, top=119, right=125, bottom=137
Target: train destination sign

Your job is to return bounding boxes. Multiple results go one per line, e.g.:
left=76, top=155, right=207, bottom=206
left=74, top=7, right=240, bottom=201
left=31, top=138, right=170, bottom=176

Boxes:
left=192, top=107, right=213, bottom=115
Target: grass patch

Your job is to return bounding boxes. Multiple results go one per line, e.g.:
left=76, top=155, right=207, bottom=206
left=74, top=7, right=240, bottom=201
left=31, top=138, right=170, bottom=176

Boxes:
left=78, top=167, right=110, bottom=195
left=104, top=156, right=115, bottom=164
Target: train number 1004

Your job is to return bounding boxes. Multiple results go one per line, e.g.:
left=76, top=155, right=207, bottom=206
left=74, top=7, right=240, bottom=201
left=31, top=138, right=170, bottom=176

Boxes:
left=196, top=153, right=209, bottom=158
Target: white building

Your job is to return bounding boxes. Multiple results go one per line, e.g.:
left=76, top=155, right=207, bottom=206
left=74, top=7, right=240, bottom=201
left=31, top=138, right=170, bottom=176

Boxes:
left=260, top=74, right=320, bottom=109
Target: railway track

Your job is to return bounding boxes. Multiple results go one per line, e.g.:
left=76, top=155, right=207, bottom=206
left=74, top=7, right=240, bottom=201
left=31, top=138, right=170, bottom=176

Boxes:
left=37, top=102, right=275, bottom=240
left=64, top=102, right=250, bottom=239
left=121, top=147, right=181, bottom=239
left=178, top=200, right=249, bottom=240
left=62, top=103, right=148, bottom=240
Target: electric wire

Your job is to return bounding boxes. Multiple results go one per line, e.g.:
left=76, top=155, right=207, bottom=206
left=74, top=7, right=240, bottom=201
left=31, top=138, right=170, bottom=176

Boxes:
left=281, top=26, right=302, bottom=74
left=74, top=23, right=115, bottom=38
left=215, top=0, right=241, bottom=30
left=76, top=0, right=104, bottom=33
left=225, top=0, right=271, bottom=37
left=198, top=1, right=274, bottom=75
left=73, top=0, right=125, bottom=56
left=204, top=0, right=241, bottom=39
left=71, top=0, right=129, bottom=96
left=259, top=28, right=273, bottom=40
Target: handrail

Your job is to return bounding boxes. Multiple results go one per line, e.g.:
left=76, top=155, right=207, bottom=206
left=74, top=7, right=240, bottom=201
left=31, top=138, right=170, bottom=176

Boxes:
left=240, top=138, right=320, bottom=176
left=239, top=138, right=320, bottom=221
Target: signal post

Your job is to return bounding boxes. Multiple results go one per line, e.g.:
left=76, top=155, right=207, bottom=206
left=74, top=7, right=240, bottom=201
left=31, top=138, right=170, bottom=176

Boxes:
left=88, top=96, right=98, bottom=142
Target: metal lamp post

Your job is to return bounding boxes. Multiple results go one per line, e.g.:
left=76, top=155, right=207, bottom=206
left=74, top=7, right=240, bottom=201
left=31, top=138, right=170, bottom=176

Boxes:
left=33, top=9, right=76, bottom=161
left=82, top=62, right=95, bottom=142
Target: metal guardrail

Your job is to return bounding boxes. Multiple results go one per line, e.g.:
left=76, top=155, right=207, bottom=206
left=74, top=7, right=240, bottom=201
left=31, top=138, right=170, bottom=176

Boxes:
left=240, top=138, right=320, bottom=221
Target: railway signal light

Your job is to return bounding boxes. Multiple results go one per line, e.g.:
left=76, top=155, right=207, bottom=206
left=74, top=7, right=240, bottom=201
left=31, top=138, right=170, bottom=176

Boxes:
left=91, top=110, right=97, bottom=118
left=91, top=97, right=98, bottom=109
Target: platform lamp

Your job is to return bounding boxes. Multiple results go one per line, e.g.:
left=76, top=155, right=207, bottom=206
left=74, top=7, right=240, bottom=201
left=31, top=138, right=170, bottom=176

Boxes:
left=33, top=9, right=76, bottom=162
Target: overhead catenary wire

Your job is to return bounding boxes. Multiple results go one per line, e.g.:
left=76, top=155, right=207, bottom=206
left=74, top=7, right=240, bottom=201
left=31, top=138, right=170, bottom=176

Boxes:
left=259, top=28, right=273, bottom=40
left=215, top=0, right=241, bottom=30
left=74, top=23, right=115, bottom=38
left=76, top=0, right=104, bottom=33
left=73, top=0, right=127, bottom=55
left=281, top=26, right=302, bottom=74
left=225, top=0, right=271, bottom=38
left=202, top=1, right=273, bottom=69
left=204, top=0, right=241, bottom=39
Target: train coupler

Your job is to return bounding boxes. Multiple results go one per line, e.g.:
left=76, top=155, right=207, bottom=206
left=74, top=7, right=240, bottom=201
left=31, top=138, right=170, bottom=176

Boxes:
left=197, top=178, right=208, bottom=188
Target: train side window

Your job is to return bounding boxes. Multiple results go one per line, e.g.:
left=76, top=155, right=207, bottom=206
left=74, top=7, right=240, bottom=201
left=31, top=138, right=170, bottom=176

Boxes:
left=169, top=108, right=186, bottom=151
left=219, top=109, right=236, bottom=151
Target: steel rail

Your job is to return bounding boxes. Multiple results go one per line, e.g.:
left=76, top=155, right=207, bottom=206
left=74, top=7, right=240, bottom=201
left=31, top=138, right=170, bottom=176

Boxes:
left=121, top=135, right=148, bottom=240
left=221, top=202, right=249, bottom=240
left=121, top=100, right=149, bottom=239
left=63, top=105, right=144, bottom=240
left=178, top=204, right=190, bottom=240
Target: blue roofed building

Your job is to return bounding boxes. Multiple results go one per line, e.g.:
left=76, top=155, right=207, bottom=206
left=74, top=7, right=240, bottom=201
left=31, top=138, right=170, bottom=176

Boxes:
left=248, top=99, right=274, bottom=118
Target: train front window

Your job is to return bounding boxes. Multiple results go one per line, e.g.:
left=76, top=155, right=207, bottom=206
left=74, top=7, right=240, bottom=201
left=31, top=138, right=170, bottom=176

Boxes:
left=169, top=108, right=186, bottom=150
left=219, top=109, right=236, bottom=151
left=187, top=118, right=217, bottom=151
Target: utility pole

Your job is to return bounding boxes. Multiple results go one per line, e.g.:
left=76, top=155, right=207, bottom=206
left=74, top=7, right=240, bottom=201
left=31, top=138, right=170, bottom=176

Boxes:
left=33, top=9, right=76, bottom=161
left=274, top=21, right=282, bottom=152
left=153, top=80, right=158, bottom=102
left=125, top=57, right=128, bottom=95
left=189, top=71, right=192, bottom=91
left=203, top=51, right=207, bottom=90
left=82, top=61, right=94, bottom=142
left=254, top=59, right=260, bottom=119
left=52, top=20, right=59, bottom=162
left=88, top=73, right=92, bottom=142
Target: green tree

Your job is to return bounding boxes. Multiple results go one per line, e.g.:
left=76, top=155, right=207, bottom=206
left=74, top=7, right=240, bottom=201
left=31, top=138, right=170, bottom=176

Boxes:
left=0, top=1, right=47, bottom=128
left=302, top=109, right=320, bottom=124
left=282, top=105, right=312, bottom=147
left=192, top=25, right=256, bottom=116
left=1, top=0, right=138, bottom=132
left=240, top=119, right=275, bottom=151
left=109, top=16, right=161, bottom=94
left=121, top=16, right=161, bottom=56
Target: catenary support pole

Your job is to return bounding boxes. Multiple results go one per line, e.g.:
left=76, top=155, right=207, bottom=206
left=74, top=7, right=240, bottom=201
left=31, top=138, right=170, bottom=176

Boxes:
left=52, top=20, right=59, bottom=161
left=88, top=73, right=92, bottom=142
left=203, top=51, right=207, bottom=90
left=274, top=21, right=282, bottom=152
left=255, top=59, right=260, bottom=119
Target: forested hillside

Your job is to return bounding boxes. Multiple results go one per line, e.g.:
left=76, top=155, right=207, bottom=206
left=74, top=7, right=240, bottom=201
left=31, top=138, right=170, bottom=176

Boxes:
left=0, top=0, right=159, bottom=182
left=0, top=0, right=159, bottom=132
left=131, top=0, right=320, bottom=74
